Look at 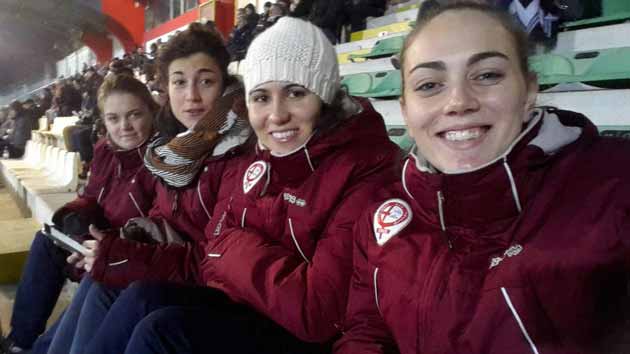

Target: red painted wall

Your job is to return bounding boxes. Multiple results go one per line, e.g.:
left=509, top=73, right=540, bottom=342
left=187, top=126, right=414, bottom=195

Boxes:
left=101, top=0, right=145, bottom=52
left=144, top=0, right=235, bottom=43
left=214, top=0, right=235, bottom=38
left=82, top=31, right=113, bottom=64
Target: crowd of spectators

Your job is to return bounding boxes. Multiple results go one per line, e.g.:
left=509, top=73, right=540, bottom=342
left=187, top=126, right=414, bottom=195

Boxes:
left=226, top=0, right=389, bottom=60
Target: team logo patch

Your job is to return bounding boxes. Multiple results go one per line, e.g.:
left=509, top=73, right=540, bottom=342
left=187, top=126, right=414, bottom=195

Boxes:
left=243, top=161, right=268, bottom=194
left=373, top=199, right=412, bottom=246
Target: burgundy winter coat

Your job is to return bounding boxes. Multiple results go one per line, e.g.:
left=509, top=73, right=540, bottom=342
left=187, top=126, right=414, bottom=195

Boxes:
left=200, top=98, right=401, bottom=342
left=334, top=109, right=630, bottom=354
left=91, top=138, right=249, bottom=288
left=53, top=139, right=156, bottom=230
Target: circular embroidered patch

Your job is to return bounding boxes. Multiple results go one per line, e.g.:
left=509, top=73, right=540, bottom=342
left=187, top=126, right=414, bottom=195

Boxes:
left=373, top=199, right=412, bottom=246
left=243, top=160, right=268, bottom=194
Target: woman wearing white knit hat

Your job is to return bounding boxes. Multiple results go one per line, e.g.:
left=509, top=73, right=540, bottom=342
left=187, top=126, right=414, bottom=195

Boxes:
left=112, top=17, right=401, bottom=354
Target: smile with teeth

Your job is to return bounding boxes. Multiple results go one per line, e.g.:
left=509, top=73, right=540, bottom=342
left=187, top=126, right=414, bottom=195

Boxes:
left=442, top=126, right=488, bottom=142
left=271, top=129, right=298, bottom=142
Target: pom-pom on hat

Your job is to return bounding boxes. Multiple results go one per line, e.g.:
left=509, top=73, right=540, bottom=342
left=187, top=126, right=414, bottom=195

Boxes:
left=243, top=17, right=340, bottom=105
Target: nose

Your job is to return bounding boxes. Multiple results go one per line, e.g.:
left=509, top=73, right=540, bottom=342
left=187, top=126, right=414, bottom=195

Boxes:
left=185, top=83, right=202, bottom=102
left=443, top=81, right=480, bottom=116
left=121, top=117, right=133, bottom=130
left=269, top=99, right=290, bottom=125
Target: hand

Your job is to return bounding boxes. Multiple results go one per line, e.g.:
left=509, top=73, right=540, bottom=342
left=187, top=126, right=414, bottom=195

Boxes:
left=81, top=225, right=106, bottom=272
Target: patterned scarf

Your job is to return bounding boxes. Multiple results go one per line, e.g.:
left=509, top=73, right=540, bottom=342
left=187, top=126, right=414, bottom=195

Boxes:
left=144, top=82, right=248, bottom=188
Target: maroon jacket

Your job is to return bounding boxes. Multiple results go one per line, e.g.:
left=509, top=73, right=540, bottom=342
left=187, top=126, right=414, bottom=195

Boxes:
left=91, top=137, right=250, bottom=288
left=334, top=110, right=630, bottom=354
left=200, top=99, right=401, bottom=342
left=53, top=139, right=156, bottom=229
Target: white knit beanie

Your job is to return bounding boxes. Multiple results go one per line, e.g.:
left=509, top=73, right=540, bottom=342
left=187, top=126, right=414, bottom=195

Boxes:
left=243, top=17, right=340, bottom=105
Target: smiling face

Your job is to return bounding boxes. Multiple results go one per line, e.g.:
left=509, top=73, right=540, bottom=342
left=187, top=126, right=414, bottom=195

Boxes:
left=103, top=92, right=153, bottom=150
left=168, top=52, right=224, bottom=130
left=248, top=81, right=322, bottom=155
left=401, top=9, right=537, bottom=173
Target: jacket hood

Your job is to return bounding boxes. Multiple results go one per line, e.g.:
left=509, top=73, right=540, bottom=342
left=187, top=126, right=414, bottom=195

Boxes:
left=402, top=109, right=596, bottom=248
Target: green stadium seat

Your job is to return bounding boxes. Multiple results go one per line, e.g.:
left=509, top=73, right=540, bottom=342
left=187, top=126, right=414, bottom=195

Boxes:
left=529, top=47, right=630, bottom=88
left=341, top=70, right=402, bottom=98
left=348, top=36, right=405, bottom=62
left=387, top=125, right=414, bottom=152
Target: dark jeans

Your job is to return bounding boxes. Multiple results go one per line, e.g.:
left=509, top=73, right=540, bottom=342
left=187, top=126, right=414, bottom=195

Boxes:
left=8, top=232, right=69, bottom=349
left=46, top=276, right=100, bottom=354
left=125, top=306, right=329, bottom=354
left=70, top=126, right=93, bottom=163
left=81, top=282, right=328, bottom=354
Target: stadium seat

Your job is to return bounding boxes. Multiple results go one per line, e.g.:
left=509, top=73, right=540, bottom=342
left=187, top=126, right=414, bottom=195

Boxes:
left=341, top=70, right=402, bottom=98
left=530, top=47, right=630, bottom=87
left=367, top=8, right=418, bottom=29
left=385, top=1, right=420, bottom=15
left=350, top=21, right=413, bottom=41
left=348, top=36, right=404, bottom=62
left=386, top=125, right=414, bottom=152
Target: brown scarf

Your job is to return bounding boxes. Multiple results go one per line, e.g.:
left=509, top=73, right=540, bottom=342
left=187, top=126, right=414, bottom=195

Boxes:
left=144, top=82, right=248, bottom=188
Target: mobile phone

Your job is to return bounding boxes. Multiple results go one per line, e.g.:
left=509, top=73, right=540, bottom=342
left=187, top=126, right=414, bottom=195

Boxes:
left=42, top=224, right=89, bottom=256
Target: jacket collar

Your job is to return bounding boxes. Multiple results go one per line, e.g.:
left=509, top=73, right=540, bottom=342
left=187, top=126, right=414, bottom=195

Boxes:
left=402, top=109, right=584, bottom=247
left=245, top=97, right=386, bottom=196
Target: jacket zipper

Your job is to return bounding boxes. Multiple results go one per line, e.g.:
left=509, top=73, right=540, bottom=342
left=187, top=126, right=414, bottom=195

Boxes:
left=373, top=267, right=382, bottom=316
left=128, top=192, right=145, bottom=217
left=501, top=287, right=540, bottom=354
left=97, top=187, right=105, bottom=204
left=197, top=179, right=211, bottom=219
left=288, top=218, right=310, bottom=264
left=437, top=191, right=453, bottom=249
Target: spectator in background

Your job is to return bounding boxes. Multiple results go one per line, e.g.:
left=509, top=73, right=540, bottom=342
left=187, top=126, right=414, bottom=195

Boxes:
left=21, top=99, right=41, bottom=130
left=148, top=42, right=159, bottom=60
left=244, top=3, right=261, bottom=25
left=261, top=1, right=273, bottom=21
left=55, top=79, right=82, bottom=117
left=227, top=9, right=255, bottom=61
left=0, top=106, right=13, bottom=154
left=345, top=0, right=387, bottom=32
left=5, top=100, right=33, bottom=158
left=38, top=88, right=53, bottom=114
left=252, top=3, right=287, bottom=37
left=307, top=0, right=345, bottom=43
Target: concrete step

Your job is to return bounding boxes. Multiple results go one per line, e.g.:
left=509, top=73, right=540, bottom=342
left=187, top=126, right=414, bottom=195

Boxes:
left=0, top=281, right=78, bottom=338
left=0, top=218, right=40, bottom=284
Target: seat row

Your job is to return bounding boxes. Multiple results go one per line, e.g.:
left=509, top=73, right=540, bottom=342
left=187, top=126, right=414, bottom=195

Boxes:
left=0, top=140, right=80, bottom=224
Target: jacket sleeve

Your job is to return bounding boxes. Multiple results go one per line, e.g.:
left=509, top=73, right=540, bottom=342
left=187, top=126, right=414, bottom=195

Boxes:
left=203, top=179, right=382, bottom=343
left=90, top=233, right=203, bottom=288
left=333, top=210, right=398, bottom=354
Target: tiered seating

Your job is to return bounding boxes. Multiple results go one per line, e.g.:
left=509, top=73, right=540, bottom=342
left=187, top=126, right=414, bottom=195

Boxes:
left=1, top=117, right=80, bottom=225
left=33, top=116, right=79, bottom=149
left=341, top=70, right=401, bottom=98
left=531, top=47, right=630, bottom=88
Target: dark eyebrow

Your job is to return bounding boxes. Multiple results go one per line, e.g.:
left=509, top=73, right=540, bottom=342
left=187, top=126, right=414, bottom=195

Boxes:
left=170, top=68, right=217, bottom=76
left=467, top=51, right=509, bottom=66
left=409, top=61, right=446, bottom=74
left=407, top=51, right=510, bottom=75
